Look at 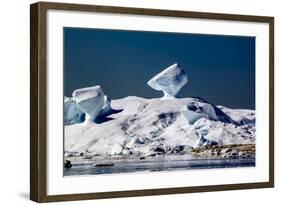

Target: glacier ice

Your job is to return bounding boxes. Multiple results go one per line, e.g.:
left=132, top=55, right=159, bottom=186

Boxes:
left=64, top=97, right=85, bottom=125
left=111, top=143, right=123, bottom=155
left=72, top=85, right=105, bottom=122
left=64, top=89, right=113, bottom=124
left=147, top=63, right=188, bottom=98
left=99, top=95, right=112, bottom=116
left=65, top=96, right=255, bottom=156
left=181, top=100, right=235, bottom=125
left=194, top=129, right=218, bottom=148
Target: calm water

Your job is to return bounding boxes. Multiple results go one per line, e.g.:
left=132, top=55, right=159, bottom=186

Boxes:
left=64, top=156, right=255, bottom=176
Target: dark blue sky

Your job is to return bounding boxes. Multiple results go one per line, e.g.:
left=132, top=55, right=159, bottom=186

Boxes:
left=64, top=27, right=255, bottom=109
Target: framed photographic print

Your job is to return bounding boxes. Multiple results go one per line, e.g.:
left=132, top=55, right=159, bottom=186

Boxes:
left=30, top=1, right=274, bottom=202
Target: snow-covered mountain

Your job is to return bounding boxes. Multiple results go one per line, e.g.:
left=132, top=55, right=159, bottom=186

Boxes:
left=64, top=63, right=255, bottom=157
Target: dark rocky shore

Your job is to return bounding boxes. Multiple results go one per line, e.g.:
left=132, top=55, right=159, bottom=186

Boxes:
left=190, top=144, right=255, bottom=158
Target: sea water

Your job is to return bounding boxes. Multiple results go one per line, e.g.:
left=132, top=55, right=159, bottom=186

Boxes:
left=64, top=156, right=255, bottom=176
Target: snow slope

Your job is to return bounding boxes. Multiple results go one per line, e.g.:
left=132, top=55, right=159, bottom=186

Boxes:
left=217, top=105, right=255, bottom=125
left=64, top=96, right=255, bottom=157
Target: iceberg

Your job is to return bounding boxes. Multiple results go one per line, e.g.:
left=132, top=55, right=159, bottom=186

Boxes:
left=99, top=95, right=112, bottom=116
left=147, top=63, right=188, bottom=98
left=64, top=97, right=85, bottom=125
left=72, top=85, right=105, bottom=122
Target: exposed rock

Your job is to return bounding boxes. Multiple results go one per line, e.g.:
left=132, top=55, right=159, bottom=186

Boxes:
left=220, top=148, right=232, bottom=154
left=153, top=147, right=166, bottom=154
left=191, top=144, right=255, bottom=158
left=95, top=162, right=114, bottom=167
left=64, top=160, right=72, bottom=168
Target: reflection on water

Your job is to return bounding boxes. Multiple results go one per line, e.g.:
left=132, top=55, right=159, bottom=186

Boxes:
left=64, top=156, right=255, bottom=176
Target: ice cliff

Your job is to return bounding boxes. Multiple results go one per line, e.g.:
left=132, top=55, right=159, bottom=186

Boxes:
left=64, top=97, right=85, bottom=125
